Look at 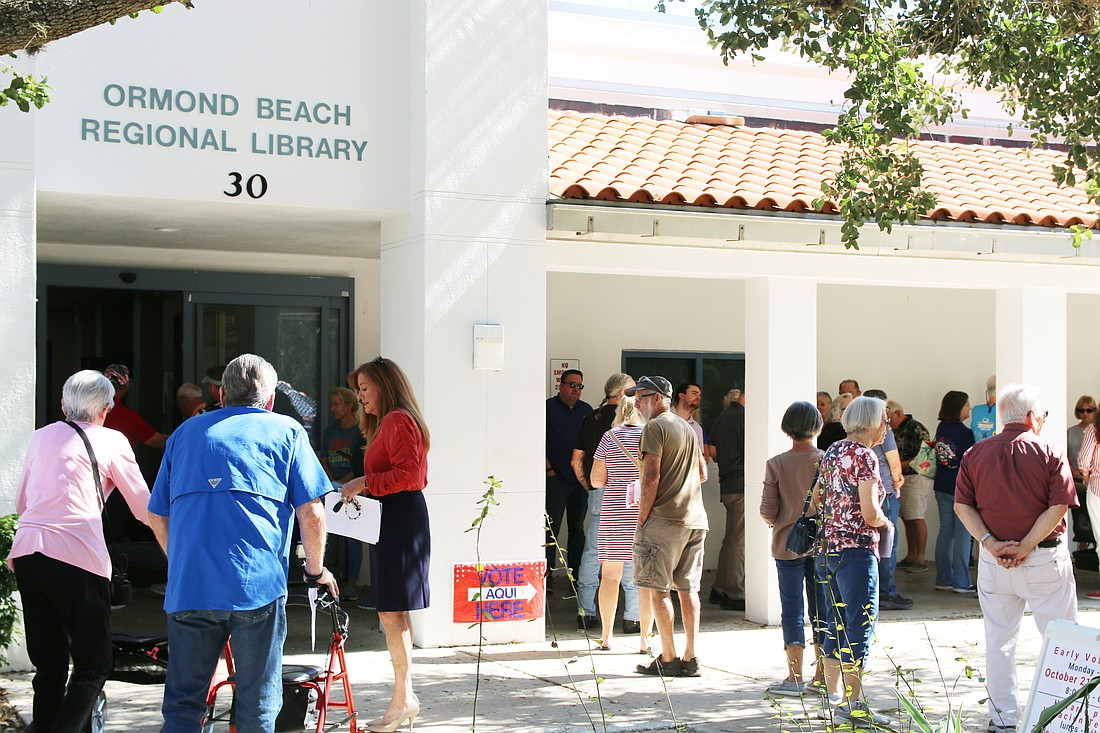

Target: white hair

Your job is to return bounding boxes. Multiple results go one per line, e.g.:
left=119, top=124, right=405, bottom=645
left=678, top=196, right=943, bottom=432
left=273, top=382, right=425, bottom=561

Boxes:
left=176, top=382, right=203, bottom=400
left=62, top=370, right=115, bottom=422
left=985, top=374, right=997, bottom=401
left=842, top=396, right=886, bottom=435
left=998, top=384, right=1043, bottom=425
left=221, top=354, right=278, bottom=408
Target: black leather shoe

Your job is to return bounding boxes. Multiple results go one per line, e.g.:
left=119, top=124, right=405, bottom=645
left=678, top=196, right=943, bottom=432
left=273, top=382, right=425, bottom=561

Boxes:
left=879, top=593, right=914, bottom=610
left=577, top=614, right=596, bottom=631
left=721, top=596, right=746, bottom=611
left=708, top=588, right=726, bottom=605
left=622, top=619, right=641, bottom=635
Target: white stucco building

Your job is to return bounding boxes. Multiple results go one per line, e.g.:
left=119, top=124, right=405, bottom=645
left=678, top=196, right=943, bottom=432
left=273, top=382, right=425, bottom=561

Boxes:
left=3, top=0, right=1099, bottom=645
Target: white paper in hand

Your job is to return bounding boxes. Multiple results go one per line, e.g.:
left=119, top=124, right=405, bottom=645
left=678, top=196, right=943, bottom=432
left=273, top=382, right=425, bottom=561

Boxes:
left=325, top=492, right=382, bottom=544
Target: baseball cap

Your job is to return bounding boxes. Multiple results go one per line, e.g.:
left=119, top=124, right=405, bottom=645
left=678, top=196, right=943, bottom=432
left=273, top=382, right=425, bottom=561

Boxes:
left=624, top=375, right=673, bottom=399
left=104, top=364, right=130, bottom=387
left=202, top=365, right=225, bottom=386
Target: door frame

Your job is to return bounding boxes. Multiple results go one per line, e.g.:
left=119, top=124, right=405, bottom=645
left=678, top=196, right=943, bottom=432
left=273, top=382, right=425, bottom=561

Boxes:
left=37, top=265, right=354, bottom=429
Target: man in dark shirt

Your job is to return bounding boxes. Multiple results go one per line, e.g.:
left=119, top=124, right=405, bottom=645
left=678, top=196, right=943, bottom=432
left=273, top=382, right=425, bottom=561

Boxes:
left=572, top=373, right=635, bottom=631
left=708, top=388, right=745, bottom=610
left=546, top=369, right=593, bottom=587
left=955, top=384, right=1077, bottom=733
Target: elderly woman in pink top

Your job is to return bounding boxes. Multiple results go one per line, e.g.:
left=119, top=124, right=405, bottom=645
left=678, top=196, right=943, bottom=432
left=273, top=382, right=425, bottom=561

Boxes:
left=9, top=370, right=152, bottom=733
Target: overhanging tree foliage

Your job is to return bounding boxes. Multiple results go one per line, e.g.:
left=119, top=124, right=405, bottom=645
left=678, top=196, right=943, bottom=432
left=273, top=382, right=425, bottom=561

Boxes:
left=661, top=0, right=1100, bottom=247
left=0, top=0, right=192, bottom=111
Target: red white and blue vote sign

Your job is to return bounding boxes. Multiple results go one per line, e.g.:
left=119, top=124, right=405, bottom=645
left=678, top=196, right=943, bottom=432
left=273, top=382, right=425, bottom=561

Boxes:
left=453, top=561, right=545, bottom=623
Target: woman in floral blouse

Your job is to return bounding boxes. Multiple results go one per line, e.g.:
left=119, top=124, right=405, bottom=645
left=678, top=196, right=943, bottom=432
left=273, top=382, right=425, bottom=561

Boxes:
left=811, top=396, right=891, bottom=726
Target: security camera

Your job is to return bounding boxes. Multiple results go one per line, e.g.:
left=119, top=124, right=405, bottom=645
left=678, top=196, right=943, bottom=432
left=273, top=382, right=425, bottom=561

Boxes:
left=119, top=272, right=137, bottom=284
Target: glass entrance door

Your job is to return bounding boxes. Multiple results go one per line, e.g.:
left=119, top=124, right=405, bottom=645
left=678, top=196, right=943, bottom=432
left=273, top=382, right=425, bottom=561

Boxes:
left=38, top=266, right=354, bottom=449
left=194, top=297, right=339, bottom=439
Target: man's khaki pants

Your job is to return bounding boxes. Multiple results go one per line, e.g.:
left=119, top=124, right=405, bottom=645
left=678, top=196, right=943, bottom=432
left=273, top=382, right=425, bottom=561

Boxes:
left=714, top=493, right=745, bottom=600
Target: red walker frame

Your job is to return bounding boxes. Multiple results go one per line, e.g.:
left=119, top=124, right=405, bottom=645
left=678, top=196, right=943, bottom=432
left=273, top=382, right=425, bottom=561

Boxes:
left=202, top=592, right=361, bottom=733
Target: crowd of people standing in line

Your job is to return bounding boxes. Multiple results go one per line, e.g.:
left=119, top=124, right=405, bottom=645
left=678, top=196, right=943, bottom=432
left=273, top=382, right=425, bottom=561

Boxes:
left=10, top=353, right=432, bottom=733
left=549, top=368, right=1084, bottom=731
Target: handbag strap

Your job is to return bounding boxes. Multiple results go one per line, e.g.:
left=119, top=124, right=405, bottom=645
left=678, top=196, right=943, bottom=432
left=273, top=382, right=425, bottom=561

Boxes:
left=66, top=420, right=105, bottom=510
left=608, top=429, right=641, bottom=470
left=798, top=467, right=822, bottom=518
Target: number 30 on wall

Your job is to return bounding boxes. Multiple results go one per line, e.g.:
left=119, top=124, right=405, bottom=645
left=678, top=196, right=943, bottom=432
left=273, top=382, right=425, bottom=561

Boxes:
left=224, top=172, right=268, bottom=199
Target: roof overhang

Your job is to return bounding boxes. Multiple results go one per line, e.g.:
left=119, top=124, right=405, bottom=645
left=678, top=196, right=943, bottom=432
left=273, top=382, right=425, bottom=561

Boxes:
left=547, top=200, right=1100, bottom=291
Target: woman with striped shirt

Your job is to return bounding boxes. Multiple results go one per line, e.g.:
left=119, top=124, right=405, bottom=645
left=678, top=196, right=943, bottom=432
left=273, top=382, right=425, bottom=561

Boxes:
left=590, top=395, right=654, bottom=652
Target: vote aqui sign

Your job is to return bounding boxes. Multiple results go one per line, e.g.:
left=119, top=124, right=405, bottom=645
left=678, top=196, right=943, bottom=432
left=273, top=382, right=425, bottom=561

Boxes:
left=453, top=561, right=545, bottom=623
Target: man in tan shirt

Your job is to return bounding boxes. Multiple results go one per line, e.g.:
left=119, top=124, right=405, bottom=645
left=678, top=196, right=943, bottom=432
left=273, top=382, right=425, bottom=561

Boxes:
left=628, top=376, right=709, bottom=677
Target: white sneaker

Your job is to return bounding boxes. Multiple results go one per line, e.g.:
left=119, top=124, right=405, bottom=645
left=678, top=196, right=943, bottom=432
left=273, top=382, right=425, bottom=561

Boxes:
left=816, top=693, right=845, bottom=719
left=835, top=701, right=889, bottom=727
left=767, top=679, right=807, bottom=697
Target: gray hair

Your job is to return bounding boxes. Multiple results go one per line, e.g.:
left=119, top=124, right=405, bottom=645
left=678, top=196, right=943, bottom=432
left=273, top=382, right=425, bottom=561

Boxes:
left=176, top=382, right=203, bottom=400
left=826, top=393, right=852, bottom=423
left=604, top=373, right=634, bottom=402
left=998, top=383, right=1043, bottom=425
left=613, top=395, right=645, bottom=427
left=985, top=375, right=997, bottom=401
left=221, top=354, right=278, bottom=408
left=781, top=401, right=823, bottom=441
left=842, top=396, right=886, bottom=435
left=62, top=370, right=115, bottom=422
left=723, top=389, right=742, bottom=409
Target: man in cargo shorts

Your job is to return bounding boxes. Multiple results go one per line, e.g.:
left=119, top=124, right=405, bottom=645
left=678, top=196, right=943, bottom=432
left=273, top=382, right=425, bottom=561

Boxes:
left=628, top=376, right=709, bottom=677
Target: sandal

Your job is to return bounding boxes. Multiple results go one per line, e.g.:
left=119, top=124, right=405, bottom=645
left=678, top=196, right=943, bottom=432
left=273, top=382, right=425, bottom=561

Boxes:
left=595, top=641, right=612, bottom=651
left=636, top=656, right=680, bottom=676
left=638, top=645, right=654, bottom=656
left=679, top=657, right=701, bottom=677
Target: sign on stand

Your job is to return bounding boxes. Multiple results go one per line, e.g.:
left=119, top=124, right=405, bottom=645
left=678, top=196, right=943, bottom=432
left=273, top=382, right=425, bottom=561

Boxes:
left=453, top=561, right=545, bottom=623
left=1022, top=620, right=1100, bottom=733
left=549, top=359, right=579, bottom=395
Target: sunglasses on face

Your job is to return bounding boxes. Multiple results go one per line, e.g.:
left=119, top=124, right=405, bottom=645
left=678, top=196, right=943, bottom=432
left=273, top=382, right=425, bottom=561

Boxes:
left=563, top=381, right=583, bottom=389
left=1078, top=408, right=1096, bottom=414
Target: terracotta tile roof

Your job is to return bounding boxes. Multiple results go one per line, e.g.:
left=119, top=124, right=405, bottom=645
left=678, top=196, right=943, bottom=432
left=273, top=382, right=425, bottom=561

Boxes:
left=548, top=111, right=1100, bottom=229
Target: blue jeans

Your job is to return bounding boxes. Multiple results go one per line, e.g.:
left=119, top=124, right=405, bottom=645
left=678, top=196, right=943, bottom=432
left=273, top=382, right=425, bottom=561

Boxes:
left=577, top=488, right=602, bottom=617
left=546, top=475, right=587, bottom=575
left=776, top=557, right=826, bottom=648
left=934, top=490, right=972, bottom=589
left=578, top=489, right=640, bottom=620
left=162, top=599, right=286, bottom=733
left=347, top=539, right=363, bottom=585
left=815, top=548, right=878, bottom=667
left=878, top=493, right=900, bottom=596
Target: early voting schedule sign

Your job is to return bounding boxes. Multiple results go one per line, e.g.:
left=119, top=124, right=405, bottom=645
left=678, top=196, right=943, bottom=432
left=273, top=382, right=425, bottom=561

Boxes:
left=1022, top=621, right=1100, bottom=733
left=453, top=561, right=545, bottom=623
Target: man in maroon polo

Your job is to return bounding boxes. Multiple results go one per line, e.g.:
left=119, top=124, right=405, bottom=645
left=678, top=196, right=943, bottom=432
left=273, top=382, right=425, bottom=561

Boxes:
left=954, top=383, right=1077, bottom=733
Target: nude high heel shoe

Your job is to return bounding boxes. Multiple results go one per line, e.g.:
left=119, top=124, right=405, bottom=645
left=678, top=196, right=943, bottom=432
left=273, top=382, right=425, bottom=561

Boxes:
left=366, top=699, right=420, bottom=732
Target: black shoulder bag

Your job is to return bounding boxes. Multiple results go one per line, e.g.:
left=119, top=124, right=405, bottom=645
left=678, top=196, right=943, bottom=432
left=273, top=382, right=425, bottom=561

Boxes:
left=65, top=421, right=132, bottom=608
left=784, top=474, right=820, bottom=557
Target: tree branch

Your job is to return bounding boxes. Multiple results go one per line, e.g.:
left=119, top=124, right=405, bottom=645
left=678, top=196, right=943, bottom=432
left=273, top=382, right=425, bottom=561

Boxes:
left=0, top=0, right=193, bottom=56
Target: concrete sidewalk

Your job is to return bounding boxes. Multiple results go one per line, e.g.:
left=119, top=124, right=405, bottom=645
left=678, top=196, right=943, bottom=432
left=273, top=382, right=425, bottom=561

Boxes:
left=6, top=570, right=1100, bottom=732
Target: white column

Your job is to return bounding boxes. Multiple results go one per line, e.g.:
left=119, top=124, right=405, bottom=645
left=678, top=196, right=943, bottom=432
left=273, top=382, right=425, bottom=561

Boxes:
left=380, top=0, right=548, bottom=647
left=744, top=277, right=818, bottom=625
left=0, top=103, right=37, bottom=514
left=995, top=288, right=1068, bottom=451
